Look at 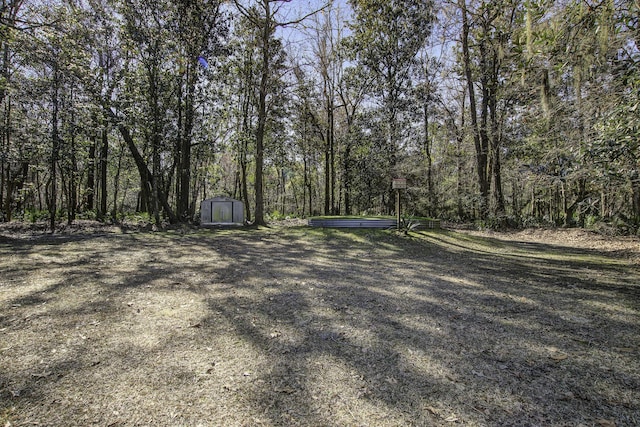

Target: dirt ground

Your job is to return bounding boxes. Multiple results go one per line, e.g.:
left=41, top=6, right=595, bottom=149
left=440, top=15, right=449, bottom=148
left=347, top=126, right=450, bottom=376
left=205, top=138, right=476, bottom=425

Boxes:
left=0, top=221, right=639, bottom=426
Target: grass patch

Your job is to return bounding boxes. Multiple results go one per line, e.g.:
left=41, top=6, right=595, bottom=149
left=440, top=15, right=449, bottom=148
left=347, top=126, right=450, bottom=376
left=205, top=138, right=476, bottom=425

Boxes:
left=309, top=215, right=439, bottom=221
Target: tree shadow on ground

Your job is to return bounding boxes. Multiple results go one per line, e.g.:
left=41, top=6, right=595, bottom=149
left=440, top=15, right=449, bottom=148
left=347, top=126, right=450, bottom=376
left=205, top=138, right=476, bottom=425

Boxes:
left=1, top=227, right=638, bottom=425
left=195, top=227, right=640, bottom=425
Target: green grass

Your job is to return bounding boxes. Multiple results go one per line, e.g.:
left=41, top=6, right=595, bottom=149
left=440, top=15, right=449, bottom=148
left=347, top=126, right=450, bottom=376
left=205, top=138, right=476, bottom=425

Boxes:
left=309, top=215, right=439, bottom=221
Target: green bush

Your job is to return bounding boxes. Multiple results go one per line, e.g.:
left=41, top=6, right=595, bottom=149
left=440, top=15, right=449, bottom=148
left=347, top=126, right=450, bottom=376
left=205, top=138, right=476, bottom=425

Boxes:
left=123, top=212, right=153, bottom=225
left=77, top=210, right=98, bottom=221
left=23, top=210, right=50, bottom=223
left=584, top=214, right=599, bottom=229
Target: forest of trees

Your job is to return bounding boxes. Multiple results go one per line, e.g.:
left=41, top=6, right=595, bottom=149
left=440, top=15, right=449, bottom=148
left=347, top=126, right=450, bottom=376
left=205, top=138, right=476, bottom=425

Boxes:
left=0, top=0, right=638, bottom=230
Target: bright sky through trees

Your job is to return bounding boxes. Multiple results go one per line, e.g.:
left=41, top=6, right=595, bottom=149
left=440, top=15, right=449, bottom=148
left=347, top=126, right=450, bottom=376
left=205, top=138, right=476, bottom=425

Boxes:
left=273, top=0, right=351, bottom=56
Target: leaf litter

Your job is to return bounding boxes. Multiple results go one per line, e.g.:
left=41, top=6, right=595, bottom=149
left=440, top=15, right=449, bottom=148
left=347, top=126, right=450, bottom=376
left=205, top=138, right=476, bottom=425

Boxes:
left=0, top=222, right=639, bottom=426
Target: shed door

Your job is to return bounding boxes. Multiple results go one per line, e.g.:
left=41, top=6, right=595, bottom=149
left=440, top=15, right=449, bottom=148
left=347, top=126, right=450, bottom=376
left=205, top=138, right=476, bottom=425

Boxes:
left=212, top=201, right=233, bottom=223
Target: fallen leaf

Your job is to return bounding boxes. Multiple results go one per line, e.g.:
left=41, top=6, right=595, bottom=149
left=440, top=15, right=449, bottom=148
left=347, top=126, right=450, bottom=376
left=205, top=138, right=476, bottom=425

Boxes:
left=596, top=419, right=616, bottom=427
left=445, top=415, right=459, bottom=422
left=550, top=352, right=568, bottom=361
left=425, top=406, right=438, bottom=415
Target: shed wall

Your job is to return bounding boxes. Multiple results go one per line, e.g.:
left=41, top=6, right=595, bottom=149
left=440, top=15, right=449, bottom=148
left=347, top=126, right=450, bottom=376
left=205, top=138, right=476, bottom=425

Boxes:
left=200, top=198, right=244, bottom=225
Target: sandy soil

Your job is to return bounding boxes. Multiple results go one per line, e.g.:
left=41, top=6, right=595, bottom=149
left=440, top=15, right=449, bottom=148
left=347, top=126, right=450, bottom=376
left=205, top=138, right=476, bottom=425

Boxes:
left=1, top=222, right=638, bottom=426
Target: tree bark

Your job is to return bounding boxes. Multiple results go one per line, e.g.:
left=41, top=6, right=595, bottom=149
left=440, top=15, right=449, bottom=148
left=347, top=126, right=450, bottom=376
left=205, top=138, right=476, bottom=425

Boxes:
left=111, top=142, right=125, bottom=219
left=460, top=0, right=489, bottom=219
left=631, top=172, right=640, bottom=223
left=49, top=63, right=60, bottom=232
left=177, top=62, right=196, bottom=222
left=86, top=127, right=96, bottom=211
left=329, top=102, right=335, bottom=214
left=67, top=109, right=77, bottom=225
left=240, top=137, right=251, bottom=222
left=489, top=77, right=505, bottom=215
left=324, top=132, right=330, bottom=215
left=424, top=103, right=433, bottom=216
left=239, top=50, right=253, bottom=223
left=99, top=124, right=108, bottom=220
left=1, top=91, right=10, bottom=221
left=253, top=0, right=271, bottom=226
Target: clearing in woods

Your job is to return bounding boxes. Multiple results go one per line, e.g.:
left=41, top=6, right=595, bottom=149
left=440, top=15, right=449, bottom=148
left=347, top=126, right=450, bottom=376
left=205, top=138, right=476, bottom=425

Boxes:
left=0, top=222, right=639, bottom=426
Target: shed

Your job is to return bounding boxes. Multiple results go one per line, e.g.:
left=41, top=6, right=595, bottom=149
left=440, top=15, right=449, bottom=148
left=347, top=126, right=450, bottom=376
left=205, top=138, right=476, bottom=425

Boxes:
left=200, top=196, right=244, bottom=226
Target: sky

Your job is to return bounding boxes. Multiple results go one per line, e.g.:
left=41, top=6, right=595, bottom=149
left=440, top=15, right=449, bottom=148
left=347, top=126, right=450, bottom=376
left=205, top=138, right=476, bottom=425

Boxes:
left=273, top=0, right=353, bottom=58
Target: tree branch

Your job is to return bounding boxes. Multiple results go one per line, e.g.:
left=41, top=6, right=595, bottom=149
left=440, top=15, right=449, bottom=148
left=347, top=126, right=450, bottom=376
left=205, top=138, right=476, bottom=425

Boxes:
left=278, top=2, right=331, bottom=28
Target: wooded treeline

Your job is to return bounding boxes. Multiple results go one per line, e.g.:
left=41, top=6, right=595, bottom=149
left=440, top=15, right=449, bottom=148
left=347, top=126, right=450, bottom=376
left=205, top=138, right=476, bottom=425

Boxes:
left=1, top=0, right=638, bottom=230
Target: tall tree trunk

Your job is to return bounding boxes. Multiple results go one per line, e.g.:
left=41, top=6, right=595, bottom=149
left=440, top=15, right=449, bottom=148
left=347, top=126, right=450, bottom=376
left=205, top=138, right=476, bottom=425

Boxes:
left=631, top=172, right=640, bottom=223
left=488, top=35, right=505, bottom=216
left=329, top=99, right=335, bottom=215
left=1, top=92, right=10, bottom=221
left=14, top=162, right=27, bottom=216
left=324, top=133, right=330, bottom=215
left=178, top=82, right=194, bottom=222
left=303, top=153, right=308, bottom=216
left=237, top=49, right=253, bottom=223
left=460, top=0, right=489, bottom=219
left=479, top=45, right=492, bottom=215
left=457, top=91, right=466, bottom=220
left=0, top=2, right=18, bottom=221
left=99, top=124, right=108, bottom=220
left=0, top=0, right=21, bottom=108
left=424, top=103, right=433, bottom=216
left=86, top=128, right=96, bottom=211
left=67, top=121, right=77, bottom=225
left=65, top=88, right=78, bottom=225
left=489, top=83, right=505, bottom=215
left=280, top=168, right=285, bottom=215
left=491, top=141, right=505, bottom=214
left=148, top=50, right=163, bottom=227
left=0, top=153, right=4, bottom=222
left=387, top=106, right=398, bottom=215
left=49, top=64, right=60, bottom=232
left=343, top=142, right=352, bottom=216
left=337, top=95, right=359, bottom=217
left=240, top=138, right=251, bottom=222
left=308, top=157, right=313, bottom=216
left=253, top=0, right=271, bottom=226
left=175, top=74, right=184, bottom=216
left=177, top=63, right=196, bottom=222
left=111, top=142, right=125, bottom=220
